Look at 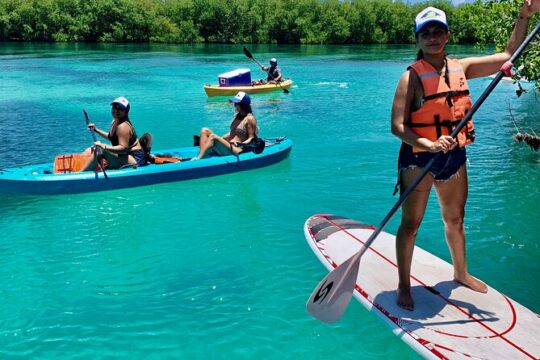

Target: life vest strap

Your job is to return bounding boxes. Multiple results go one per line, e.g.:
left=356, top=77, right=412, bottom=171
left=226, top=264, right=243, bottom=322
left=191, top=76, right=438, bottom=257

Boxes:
left=422, top=90, right=470, bottom=103
left=409, top=118, right=460, bottom=127
left=408, top=117, right=475, bottom=142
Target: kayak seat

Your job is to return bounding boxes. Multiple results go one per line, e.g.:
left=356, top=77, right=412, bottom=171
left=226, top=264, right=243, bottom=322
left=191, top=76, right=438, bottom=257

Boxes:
left=235, top=137, right=265, bottom=154
left=139, top=133, right=185, bottom=164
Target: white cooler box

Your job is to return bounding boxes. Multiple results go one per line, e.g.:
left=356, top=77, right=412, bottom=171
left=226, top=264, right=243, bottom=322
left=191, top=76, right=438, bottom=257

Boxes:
left=219, top=68, right=252, bottom=87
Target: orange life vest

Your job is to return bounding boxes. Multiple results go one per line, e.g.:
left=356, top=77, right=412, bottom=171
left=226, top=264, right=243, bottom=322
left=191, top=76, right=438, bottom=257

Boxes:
left=408, top=58, right=475, bottom=153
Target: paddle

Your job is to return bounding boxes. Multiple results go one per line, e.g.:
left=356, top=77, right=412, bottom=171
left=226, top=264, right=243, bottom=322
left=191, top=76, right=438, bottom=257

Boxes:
left=83, top=109, right=108, bottom=179
left=243, top=47, right=289, bottom=94
left=307, top=21, right=540, bottom=324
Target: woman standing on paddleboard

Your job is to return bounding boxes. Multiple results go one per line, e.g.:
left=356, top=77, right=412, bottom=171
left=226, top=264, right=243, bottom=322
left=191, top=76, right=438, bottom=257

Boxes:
left=391, top=1, right=539, bottom=310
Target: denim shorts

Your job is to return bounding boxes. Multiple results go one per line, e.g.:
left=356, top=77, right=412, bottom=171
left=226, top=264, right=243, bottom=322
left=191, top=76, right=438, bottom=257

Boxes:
left=131, top=149, right=147, bottom=166
left=394, top=143, right=467, bottom=194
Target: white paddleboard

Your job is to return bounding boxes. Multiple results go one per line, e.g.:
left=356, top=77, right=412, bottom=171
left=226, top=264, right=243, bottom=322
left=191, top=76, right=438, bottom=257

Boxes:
left=305, top=214, right=540, bottom=360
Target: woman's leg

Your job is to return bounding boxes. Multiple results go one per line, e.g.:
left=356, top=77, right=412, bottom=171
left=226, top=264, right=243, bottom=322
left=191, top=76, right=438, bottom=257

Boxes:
left=434, top=165, right=487, bottom=293
left=81, top=146, right=94, bottom=156
left=212, top=136, right=242, bottom=156
left=396, top=167, right=433, bottom=310
left=196, top=128, right=214, bottom=159
left=82, top=148, right=131, bottom=171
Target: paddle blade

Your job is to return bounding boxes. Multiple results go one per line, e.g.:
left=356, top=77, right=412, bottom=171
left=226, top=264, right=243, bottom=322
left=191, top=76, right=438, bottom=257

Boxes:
left=243, top=47, right=253, bottom=59
left=306, top=251, right=361, bottom=323
left=83, top=109, right=90, bottom=123
left=283, top=88, right=289, bottom=94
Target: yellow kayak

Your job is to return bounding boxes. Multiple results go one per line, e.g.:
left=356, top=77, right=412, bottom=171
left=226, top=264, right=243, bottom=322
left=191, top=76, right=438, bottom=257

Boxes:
left=204, top=79, right=293, bottom=97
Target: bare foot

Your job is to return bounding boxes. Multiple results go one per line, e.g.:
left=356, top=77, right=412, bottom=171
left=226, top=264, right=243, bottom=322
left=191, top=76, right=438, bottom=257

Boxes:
left=455, top=274, right=488, bottom=293
left=397, top=285, right=414, bottom=311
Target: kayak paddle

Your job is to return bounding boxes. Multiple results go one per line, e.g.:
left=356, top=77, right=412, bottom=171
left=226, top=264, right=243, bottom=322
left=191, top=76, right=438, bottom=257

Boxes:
left=243, top=47, right=289, bottom=94
left=307, top=20, right=540, bottom=324
left=83, top=109, right=108, bottom=179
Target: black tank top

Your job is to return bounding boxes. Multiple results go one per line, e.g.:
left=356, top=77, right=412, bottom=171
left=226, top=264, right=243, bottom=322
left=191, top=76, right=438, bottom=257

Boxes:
left=108, top=120, right=138, bottom=147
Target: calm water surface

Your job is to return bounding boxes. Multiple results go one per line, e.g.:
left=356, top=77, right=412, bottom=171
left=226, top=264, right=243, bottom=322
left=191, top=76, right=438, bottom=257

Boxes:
left=0, top=43, right=538, bottom=359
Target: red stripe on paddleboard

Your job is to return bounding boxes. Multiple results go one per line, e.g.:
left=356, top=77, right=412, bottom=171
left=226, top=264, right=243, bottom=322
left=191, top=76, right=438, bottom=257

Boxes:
left=309, top=219, right=448, bottom=360
left=311, top=214, right=536, bottom=360
left=412, top=294, right=518, bottom=340
left=427, top=341, right=482, bottom=359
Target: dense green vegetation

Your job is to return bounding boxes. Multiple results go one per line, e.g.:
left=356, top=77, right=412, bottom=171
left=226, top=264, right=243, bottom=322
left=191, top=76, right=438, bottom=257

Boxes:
left=474, top=0, right=539, bottom=90
left=0, top=0, right=516, bottom=44
left=0, top=0, right=538, bottom=86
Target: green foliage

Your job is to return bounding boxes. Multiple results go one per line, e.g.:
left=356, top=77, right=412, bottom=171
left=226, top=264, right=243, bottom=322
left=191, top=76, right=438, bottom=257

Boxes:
left=473, top=0, right=539, bottom=89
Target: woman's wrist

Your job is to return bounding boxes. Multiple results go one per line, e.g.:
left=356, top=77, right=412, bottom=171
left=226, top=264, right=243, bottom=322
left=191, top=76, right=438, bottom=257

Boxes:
left=519, top=7, right=531, bottom=19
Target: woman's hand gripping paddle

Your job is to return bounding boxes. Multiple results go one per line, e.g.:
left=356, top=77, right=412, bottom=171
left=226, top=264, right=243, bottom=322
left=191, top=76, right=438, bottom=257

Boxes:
left=243, top=47, right=289, bottom=94
left=83, top=109, right=108, bottom=179
left=307, top=20, right=540, bottom=324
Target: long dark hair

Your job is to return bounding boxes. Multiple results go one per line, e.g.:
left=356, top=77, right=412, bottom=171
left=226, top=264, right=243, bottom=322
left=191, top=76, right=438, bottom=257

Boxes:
left=236, top=102, right=253, bottom=117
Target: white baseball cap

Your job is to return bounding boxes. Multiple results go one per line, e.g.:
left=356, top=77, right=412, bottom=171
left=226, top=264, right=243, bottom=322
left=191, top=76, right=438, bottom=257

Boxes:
left=111, top=96, right=130, bottom=111
left=270, top=58, right=277, bottom=64
left=229, top=91, right=251, bottom=105
left=415, top=7, right=448, bottom=33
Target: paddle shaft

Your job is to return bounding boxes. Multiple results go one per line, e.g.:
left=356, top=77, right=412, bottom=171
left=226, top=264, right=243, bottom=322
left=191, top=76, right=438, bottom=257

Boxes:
left=243, top=47, right=289, bottom=93
left=359, top=20, right=540, bottom=253
left=83, top=110, right=108, bottom=179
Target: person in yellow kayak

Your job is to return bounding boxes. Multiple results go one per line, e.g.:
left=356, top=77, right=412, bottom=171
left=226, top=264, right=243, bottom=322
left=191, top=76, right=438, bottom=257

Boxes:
left=390, top=1, right=539, bottom=311
left=262, top=58, right=282, bottom=83
left=253, top=58, right=283, bottom=85
left=193, top=91, right=259, bottom=160
left=82, top=97, right=146, bottom=170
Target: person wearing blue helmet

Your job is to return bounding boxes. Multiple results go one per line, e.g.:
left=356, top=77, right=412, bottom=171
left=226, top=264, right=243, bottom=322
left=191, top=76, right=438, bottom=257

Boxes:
left=261, top=58, right=282, bottom=83
left=82, top=96, right=145, bottom=170
left=193, top=91, right=259, bottom=160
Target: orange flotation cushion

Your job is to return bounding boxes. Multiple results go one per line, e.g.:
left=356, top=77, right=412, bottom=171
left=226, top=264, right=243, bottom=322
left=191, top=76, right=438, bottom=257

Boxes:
left=54, top=154, right=92, bottom=174
left=153, top=156, right=182, bottom=164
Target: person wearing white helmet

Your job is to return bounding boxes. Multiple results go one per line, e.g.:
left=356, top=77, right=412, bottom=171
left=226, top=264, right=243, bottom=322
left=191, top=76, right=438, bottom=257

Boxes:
left=391, top=1, right=539, bottom=311
left=193, top=91, right=259, bottom=160
left=261, top=57, right=282, bottom=83
left=82, top=96, right=145, bottom=170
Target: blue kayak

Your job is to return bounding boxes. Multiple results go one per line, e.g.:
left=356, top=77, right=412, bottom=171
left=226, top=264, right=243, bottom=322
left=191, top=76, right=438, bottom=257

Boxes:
left=0, top=137, right=292, bottom=195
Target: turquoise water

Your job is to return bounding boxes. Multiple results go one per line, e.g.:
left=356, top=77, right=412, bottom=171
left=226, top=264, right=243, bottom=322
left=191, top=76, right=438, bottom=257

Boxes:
left=0, top=43, right=538, bottom=359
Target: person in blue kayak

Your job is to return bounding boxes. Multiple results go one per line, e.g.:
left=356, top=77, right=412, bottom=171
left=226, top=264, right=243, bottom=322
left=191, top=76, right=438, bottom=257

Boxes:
left=82, top=97, right=146, bottom=170
left=193, top=91, right=259, bottom=160
left=390, top=1, right=539, bottom=311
